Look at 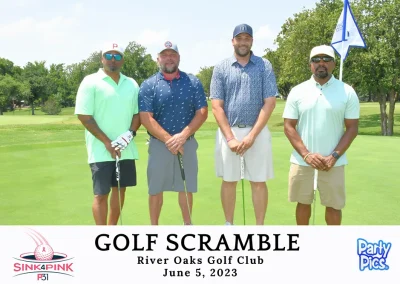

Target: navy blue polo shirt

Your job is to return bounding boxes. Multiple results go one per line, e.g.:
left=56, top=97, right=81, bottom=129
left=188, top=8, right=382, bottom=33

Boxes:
left=139, top=71, right=208, bottom=135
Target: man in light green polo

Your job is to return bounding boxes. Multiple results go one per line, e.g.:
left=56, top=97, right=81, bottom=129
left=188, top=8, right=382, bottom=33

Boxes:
left=283, top=45, right=360, bottom=225
left=75, top=42, right=140, bottom=225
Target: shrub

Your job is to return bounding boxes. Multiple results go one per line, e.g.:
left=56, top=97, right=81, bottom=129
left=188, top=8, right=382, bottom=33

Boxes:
left=41, top=97, right=62, bottom=115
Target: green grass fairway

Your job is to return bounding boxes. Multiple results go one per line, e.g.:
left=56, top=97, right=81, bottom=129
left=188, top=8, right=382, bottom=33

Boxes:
left=0, top=101, right=399, bottom=225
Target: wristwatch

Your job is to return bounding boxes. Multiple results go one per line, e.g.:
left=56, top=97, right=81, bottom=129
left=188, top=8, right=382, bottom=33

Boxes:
left=331, top=151, right=340, bottom=159
left=129, top=129, right=137, bottom=137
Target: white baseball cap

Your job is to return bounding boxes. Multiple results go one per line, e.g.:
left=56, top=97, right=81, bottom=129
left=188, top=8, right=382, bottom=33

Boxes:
left=310, top=45, right=335, bottom=60
left=102, top=42, right=125, bottom=56
left=159, top=41, right=179, bottom=54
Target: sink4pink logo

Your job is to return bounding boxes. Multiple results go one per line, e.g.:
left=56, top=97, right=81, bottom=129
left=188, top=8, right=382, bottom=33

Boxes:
left=13, top=229, right=74, bottom=280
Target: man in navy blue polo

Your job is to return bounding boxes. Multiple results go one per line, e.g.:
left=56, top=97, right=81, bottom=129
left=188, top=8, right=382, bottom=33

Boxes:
left=210, top=24, right=278, bottom=225
left=139, top=41, right=208, bottom=225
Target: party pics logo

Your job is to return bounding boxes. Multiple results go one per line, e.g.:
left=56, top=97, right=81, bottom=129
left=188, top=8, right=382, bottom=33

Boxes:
left=357, top=238, right=391, bottom=271
left=13, top=229, right=74, bottom=280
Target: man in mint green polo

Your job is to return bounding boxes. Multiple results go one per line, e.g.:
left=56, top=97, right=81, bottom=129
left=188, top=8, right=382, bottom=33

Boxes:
left=74, top=42, right=140, bottom=225
left=283, top=45, right=360, bottom=225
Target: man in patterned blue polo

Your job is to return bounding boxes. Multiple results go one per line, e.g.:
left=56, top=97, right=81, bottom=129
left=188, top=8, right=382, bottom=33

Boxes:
left=139, top=41, right=208, bottom=225
left=210, top=24, right=278, bottom=225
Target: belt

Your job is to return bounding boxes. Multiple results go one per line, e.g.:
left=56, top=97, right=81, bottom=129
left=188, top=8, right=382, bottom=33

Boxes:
left=233, top=124, right=252, bottom=128
left=149, top=134, right=195, bottom=140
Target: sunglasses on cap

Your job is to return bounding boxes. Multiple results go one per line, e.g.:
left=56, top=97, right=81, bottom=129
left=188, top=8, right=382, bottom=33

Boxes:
left=103, top=53, right=123, bottom=61
left=311, top=56, right=334, bottom=63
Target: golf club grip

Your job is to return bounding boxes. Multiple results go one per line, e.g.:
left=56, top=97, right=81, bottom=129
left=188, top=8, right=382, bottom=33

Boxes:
left=177, top=153, right=185, bottom=180
left=115, top=158, right=120, bottom=182
left=240, top=157, right=244, bottom=179
left=313, top=169, right=318, bottom=189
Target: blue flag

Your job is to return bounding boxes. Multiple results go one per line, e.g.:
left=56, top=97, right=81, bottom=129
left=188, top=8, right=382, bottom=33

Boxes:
left=331, top=0, right=366, bottom=61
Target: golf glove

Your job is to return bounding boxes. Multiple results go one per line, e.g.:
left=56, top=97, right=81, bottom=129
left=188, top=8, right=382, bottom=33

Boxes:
left=111, top=130, right=135, bottom=151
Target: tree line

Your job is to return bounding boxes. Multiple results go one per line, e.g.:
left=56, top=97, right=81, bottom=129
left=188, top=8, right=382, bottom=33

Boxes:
left=0, top=0, right=398, bottom=135
left=0, top=42, right=158, bottom=115
left=198, top=0, right=399, bottom=136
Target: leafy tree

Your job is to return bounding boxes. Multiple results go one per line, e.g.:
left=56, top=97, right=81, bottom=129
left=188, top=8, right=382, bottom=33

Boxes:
left=272, top=0, right=343, bottom=89
left=65, top=62, right=86, bottom=107
left=47, top=63, right=71, bottom=107
left=348, top=0, right=399, bottom=135
left=0, top=58, right=16, bottom=76
left=196, top=66, right=214, bottom=98
left=121, top=41, right=158, bottom=85
left=83, top=52, right=102, bottom=76
left=0, top=75, right=31, bottom=114
left=22, top=61, right=50, bottom=115
left=41, top=95, right=62, bottom=115
left=265, top=0, right=399, bottom=135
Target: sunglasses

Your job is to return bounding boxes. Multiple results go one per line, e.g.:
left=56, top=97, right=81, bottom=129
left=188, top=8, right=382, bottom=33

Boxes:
left=311, top=56, right=334, bottom=63
left=103, top=53, right=123, bottom=61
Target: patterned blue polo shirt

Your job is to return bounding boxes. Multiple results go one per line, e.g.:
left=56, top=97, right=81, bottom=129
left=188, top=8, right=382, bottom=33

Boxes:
left=138, top=71, right=208, bottom=135
left=210, top=52, right=278, bottom=126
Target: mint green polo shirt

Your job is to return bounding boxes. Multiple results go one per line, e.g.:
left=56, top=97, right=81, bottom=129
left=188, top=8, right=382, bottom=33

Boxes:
left=75, top=69, right=140, bottom=164
left=282, top=75, right=360, bottom=167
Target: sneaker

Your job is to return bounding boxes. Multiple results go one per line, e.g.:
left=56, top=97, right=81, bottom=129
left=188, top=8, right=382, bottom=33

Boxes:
left=225, top=221, right=233, bottom=225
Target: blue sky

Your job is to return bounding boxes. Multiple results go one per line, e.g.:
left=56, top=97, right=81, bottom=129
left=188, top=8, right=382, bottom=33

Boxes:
left=0, top=0, right=322, bottom=75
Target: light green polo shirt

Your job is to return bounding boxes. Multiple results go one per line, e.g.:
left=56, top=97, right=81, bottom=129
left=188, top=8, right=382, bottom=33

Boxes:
left=75, top=69, right=140, bottom=164
left=282, top=75, right=360, bottom=167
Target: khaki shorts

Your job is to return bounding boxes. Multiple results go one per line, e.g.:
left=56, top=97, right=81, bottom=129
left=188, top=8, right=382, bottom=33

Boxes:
left=214, top=126, right=274, bottom=182
left=288, top=163, right=345, bottom=210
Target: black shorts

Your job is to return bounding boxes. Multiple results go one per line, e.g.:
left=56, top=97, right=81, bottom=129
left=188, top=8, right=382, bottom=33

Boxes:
left=89, top=159, right=137, bottom=195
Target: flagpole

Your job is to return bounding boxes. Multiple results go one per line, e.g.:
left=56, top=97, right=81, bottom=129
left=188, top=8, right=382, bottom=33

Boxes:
left=339, top=44, right=344, bottom=81
left=339, top=0, right=348, bottom=82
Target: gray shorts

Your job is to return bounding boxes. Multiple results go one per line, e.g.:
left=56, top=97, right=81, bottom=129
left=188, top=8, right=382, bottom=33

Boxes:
left=147, top=137, right=198, bottom=195
left=89, top=159, right=137, bottom=195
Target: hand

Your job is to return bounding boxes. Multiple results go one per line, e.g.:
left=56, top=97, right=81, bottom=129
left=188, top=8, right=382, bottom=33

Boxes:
left=165, top=133, right=187, bottom=154
left=166, top=146, right=184, bottom=156
left=320, top=155, right=337, bottom=171
left=227, top=138, right=240, bottom=153
left=111, top=130, right=134, bottom=151
left=105, top=140, right=121, bottom=159
left=236, top=134, right=256, bottom=156
left=304, top=153, right=326, bottom=170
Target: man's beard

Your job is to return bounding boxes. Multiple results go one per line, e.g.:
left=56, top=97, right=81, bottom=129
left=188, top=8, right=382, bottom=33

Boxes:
left=160, top=64, right=178, bottom=74
left=105, top=64, right=120, bottom=72
left=234, top=46, right=251, bottom=57
left=314, top=67, right=328, bottom=78
left=109, top=66, right=119, bottom=72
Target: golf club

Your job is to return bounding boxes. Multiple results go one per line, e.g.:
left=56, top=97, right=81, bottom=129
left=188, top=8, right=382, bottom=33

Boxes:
left=240, top=156, right=246, bottom=225
left=177, top=152, right=192, bottom=225
left=312, top=169, right=318, bottom=225
left=115, top=155, right=123, bottom=226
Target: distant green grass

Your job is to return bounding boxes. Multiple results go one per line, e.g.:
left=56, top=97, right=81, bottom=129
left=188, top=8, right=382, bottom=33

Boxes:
left=3, top=100, right=399, bottom=135
left=0, top=101, right=399, bottom=225
left=207, top=100, right=400, bottom=136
